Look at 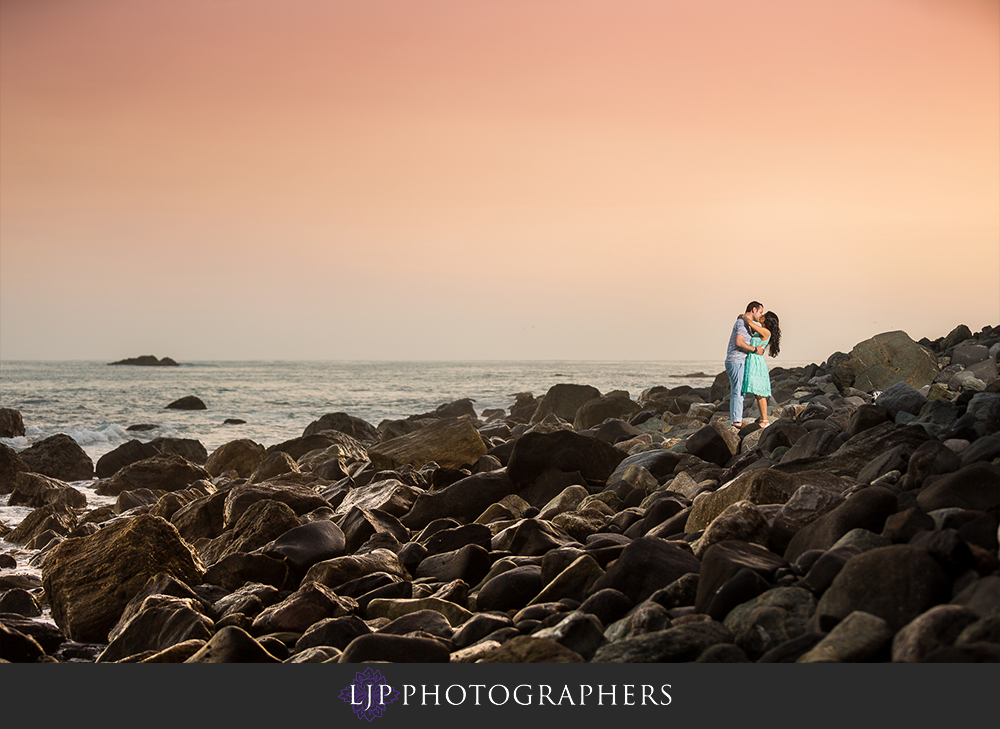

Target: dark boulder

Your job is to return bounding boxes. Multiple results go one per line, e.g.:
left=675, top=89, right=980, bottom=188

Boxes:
left=17, top=434, right=94, bottom=482
left=507, top=430, right=627, bottom=490
left=694, top=540, right=788, bottom=616
left=0, top=443, right=29, bottom=495
left=589, top=536, right=701, bottom=605
left=165, top=395, right=206, bottom=410
left=916, top=462, right=1000, bottom=512
left=401, top=470, right=517, bottom=531
left=339, top=633, right=451, bottom=663
left=41, top=514, right=205, bottom=643
left=303, top=412, right=380, bottom=445
left=474, top=565, right=545, bottom=613
left=0, top=408, right=26, bottom=438
left=684, top=425, right=733, bottom=467
left=773, top=422, right=930, bottom=480
left=573, top=393, right=641, bottom=430
left=95, top=440, right=161, bottom=479
left=204, top=439, right=267, bottom=479
left=184, top=626, right=281, bottom=663
left=830, top=330, right=939, bottom=393
left=95, top=453, right=210, bottom=497
left=530, top=384, right=602, bottom=424
left=294, top=615, right=371, bottom=653
left=810, top=545, right=952, bottom=632
left=591, top=620, right=734, bottom=663
left=259, top=519, right=348, bottom=576
left=783, top=486, right=899, bottom=562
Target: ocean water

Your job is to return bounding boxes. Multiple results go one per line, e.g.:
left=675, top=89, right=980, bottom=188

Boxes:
left=0, top=359, right=740, bottom=567
left=0, top=359, right=732, bottom=464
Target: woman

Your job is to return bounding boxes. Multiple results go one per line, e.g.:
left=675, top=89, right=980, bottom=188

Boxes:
left=741, top=311, right=781, bottom=428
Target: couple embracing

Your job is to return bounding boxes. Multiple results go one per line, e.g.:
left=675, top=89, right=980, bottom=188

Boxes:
left=725, top=301, right=781, bottom=430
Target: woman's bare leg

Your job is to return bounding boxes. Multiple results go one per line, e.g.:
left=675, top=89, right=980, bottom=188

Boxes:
left=757, top=396, right=768, bottom=423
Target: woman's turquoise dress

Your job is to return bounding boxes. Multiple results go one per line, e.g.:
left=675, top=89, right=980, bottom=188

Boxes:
left=742, top=334, right=771, bottom=397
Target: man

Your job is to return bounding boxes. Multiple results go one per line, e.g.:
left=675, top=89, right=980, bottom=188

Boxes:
left=725, top=301, right=765, bottom=429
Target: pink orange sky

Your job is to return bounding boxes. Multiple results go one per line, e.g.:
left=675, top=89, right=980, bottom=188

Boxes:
left=1, top=0, right=997, bottom=363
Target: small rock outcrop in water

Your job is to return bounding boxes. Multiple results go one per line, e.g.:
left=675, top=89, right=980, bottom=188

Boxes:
left=2, top=324, right=999, bottom=664
left=108, top=355, right=180, bottom=366
left=166, top=396, right=207, bottom=410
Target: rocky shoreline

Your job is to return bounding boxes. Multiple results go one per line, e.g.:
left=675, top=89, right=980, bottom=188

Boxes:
left=2, top=325, right=998, bottom=663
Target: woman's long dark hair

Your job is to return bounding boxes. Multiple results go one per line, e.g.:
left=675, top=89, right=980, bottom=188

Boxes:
left=764, top=312, right=781, bottom=357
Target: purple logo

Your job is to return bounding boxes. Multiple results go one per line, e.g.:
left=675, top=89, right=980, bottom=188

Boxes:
left=339, top=668, right=400, bottom=721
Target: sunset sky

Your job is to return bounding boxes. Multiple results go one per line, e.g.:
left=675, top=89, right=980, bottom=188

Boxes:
left=1, top=0, right=997, bottom=363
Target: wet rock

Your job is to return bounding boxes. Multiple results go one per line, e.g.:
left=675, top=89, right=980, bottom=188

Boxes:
left=368, top=416, right=487, bottom=471
left=149, top=437, right=208, bottom=465
left=98, top=596, right=214, bottom=663
left=0, top=443, right=29, bottom=495
left=5, top=502, right=77, bottom=546
left=8, top=472, right=87, bottom=509
left=200, top=499, right=303, bottom=566
left=204, top=439, right=267, bottom=479
left=17, top=434, right=94, bottom=482
left=41, top=514, right=205, bottom=642
left=303, top=412, right=380, bottom=445
left=166, top=395, right=206, bottom=410
left=0, top=588, right=43, bottom=617
left=0, top=621, right=46, bottom=663
left=303, top=548, right=410, bottom=591
left=95, top=454, right=210, bottom=497
left=251, top=581, right=358, bottom=635
left=184, top=625, right=281, bottom=663
left=95, top=440, right=161, bottom=479
left=0, top=408, right=26, bottom=438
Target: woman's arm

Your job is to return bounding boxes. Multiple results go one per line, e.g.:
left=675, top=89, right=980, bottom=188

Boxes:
left=743, top=314, right=770, bottom=340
